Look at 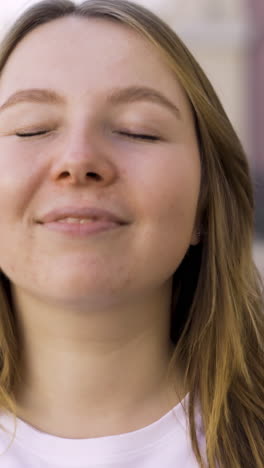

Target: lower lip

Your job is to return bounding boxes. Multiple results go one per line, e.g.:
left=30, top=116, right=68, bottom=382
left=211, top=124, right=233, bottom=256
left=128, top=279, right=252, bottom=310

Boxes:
left=39, top=220, right=124, bottom=236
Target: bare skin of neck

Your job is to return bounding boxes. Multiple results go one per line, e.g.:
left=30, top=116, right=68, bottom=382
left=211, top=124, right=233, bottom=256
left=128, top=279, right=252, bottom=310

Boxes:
left=12, top=284, right=188, bottom=439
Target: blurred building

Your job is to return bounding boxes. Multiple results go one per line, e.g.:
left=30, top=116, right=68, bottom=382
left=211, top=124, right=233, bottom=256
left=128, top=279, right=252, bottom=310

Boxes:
left=248, top=0, right=264, bottom=238
left=249, top=0, right=264, bottom=175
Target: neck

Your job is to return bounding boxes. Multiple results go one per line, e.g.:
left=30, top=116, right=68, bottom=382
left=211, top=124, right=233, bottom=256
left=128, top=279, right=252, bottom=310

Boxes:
left=11, top=282, right=187, bottom=438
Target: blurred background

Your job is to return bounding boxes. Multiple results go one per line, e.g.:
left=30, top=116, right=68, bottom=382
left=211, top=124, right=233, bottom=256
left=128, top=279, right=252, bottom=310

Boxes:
left=0, top=0, right=263, bottom=277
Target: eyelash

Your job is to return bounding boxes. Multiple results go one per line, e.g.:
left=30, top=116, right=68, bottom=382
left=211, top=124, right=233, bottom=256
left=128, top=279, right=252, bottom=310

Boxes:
left=16, top=130, right=49, bottom=138
left=15, top=130, right=160, bottom=142
left=118, top=131, right=160, bottom=142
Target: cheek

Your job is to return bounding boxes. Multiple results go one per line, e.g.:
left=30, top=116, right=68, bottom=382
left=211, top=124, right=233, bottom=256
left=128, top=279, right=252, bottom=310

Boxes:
left=145, top=147, right=201, bottom=229
left=0, top=141, right=45, bottom=209
left=132, top=148, right=201, bottom=277
left=0, top=143, right=43, bottom=275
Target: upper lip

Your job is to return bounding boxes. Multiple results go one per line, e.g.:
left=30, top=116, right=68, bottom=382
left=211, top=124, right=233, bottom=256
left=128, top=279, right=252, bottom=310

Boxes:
left=37, top=206, right=128, bottom=225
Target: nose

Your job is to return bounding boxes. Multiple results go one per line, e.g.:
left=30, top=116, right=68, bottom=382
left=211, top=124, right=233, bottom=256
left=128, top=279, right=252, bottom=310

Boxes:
left=50, top=128, right=117, bottom=187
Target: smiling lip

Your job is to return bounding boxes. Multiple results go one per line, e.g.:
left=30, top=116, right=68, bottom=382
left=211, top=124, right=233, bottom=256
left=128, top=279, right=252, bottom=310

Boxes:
left=37, top=206, right=128, bottom=237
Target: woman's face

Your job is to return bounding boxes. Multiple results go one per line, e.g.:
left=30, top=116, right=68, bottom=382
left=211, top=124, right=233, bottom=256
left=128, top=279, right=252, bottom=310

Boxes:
left=0, top=17, right=201, bottom=307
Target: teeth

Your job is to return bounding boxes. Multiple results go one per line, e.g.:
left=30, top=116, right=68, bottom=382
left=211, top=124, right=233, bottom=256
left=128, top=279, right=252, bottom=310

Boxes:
left=58, top=217, right=97, bottom=224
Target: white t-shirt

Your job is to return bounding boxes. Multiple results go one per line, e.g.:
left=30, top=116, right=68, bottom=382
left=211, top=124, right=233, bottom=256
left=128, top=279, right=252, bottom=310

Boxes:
left=0, top=392, right=207, bottom=467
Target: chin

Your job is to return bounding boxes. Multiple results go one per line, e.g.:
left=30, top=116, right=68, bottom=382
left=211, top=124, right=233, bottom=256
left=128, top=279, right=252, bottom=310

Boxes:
left=37, top=278, right=113, bottom=306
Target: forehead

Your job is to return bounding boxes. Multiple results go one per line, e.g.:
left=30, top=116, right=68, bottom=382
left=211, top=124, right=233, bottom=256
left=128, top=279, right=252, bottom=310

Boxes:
left=0, top=16, right=188, bottom=111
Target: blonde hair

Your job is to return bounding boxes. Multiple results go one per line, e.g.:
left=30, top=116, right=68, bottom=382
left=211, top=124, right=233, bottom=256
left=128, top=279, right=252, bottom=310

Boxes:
left=0, top=1, right=263, bottom=467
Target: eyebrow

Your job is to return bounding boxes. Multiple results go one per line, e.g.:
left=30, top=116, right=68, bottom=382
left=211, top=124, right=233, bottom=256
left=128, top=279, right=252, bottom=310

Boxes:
left=107, top=86, right=181, bottom=120
left=0, top=89, right=64, bottom=113
left=0, top=86, right=181, bottom=120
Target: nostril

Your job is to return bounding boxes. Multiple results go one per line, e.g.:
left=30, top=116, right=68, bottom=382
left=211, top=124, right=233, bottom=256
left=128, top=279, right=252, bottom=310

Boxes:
left=60, top=171, right=70, bottom=178
left=57, top=171, right=101, bottom=181
left=87, top=172, right=101, bottom=181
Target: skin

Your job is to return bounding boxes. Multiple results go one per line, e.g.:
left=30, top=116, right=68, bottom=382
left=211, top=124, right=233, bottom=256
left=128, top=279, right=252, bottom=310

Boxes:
left=0, top=17, right=201, bottom=437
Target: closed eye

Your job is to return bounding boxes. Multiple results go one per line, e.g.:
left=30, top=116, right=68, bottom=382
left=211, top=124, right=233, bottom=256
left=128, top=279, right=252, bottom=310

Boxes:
left=118, top=131, right=160, bottom=141
left=15, top=130, right=160, bottom=141
left=16, top=130, right=49, bottom=138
